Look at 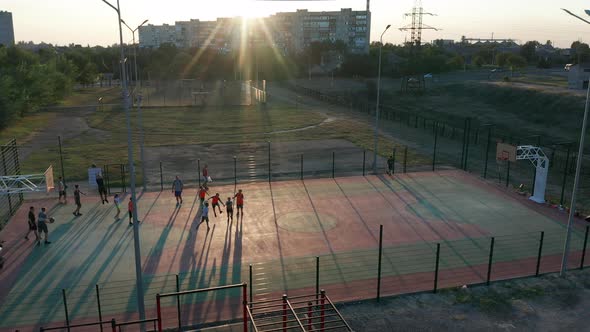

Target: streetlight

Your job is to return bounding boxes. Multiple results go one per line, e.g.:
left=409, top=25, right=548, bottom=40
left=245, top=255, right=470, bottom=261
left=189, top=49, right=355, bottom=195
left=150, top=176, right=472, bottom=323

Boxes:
left=122, top=18, right=149, bottom=192
left=100, top=0, right=146, bottom=321
left=372, top=24, right=391, bottom=174
left=121, top=19, right=148, bottom=88
left=560, top=8, right=590, bottom=277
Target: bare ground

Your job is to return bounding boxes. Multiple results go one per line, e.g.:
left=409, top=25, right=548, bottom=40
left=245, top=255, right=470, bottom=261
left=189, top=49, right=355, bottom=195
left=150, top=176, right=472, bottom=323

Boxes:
left=339, top=269, right=590, bottom=332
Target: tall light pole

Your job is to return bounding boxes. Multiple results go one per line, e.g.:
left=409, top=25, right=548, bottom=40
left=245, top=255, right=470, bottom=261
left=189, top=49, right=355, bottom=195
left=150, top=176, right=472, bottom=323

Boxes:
left=100, top=0, right=146, bottom=321
left=121, top=19, right=148, bottom=88
left=372, top=24, right=391, bottom=174
left=122, top=18, right=149, bottom=191
left=560, top=8, right=590, bottom=276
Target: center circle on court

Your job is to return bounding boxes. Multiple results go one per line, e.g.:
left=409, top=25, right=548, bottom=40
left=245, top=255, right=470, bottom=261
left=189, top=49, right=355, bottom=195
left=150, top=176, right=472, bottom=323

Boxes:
left=277, top=212, right=338, bottom=233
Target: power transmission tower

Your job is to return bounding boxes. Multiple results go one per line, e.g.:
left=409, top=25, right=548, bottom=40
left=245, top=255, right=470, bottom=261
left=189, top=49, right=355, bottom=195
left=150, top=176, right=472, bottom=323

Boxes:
left=399, top=0, right=439, bottom=47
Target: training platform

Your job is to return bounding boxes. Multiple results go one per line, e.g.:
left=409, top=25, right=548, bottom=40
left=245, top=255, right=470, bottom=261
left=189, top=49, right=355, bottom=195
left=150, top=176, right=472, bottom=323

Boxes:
left=0, top=170, right=587, bottom=331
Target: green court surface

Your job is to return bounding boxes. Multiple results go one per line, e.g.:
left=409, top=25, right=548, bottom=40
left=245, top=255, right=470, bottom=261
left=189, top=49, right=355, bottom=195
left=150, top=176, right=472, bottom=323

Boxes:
left=0, top=170, right=587, bottom=331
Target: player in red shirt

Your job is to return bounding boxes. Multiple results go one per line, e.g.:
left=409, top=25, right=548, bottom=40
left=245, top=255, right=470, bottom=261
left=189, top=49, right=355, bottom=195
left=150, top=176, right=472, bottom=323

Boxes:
left=128, top=198, right=134, bottom=226
left=234, top=189, right=244, bottom=218
left=198, top=186, right=208, bottom=204
left=207, top=193, right=224, bottom=217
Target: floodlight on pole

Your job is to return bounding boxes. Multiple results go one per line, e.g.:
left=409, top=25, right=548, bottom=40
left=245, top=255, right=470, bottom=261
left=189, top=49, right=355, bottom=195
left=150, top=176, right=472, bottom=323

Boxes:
left=100, top=0, right=146, bottom=322
left=560, top=8, right=590, bottom=277
left=121, top=18, right=149, bottom=191
left=372, top=24, right=392, bottom=174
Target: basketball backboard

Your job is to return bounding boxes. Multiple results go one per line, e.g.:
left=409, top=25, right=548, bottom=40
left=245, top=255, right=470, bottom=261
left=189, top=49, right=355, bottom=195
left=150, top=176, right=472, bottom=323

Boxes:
left=496, top=143, right=517, bottom=162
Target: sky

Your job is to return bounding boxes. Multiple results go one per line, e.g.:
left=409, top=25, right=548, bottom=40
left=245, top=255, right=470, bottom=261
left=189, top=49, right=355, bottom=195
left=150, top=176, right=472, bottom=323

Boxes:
left=2, top=0, right=590, bottom=48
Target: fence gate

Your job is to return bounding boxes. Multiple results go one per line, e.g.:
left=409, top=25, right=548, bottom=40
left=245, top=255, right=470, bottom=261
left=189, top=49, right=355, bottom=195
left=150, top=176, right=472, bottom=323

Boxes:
left=0, top=139, right=23, bottom=230
left=103, top=163, right=127, bottom=195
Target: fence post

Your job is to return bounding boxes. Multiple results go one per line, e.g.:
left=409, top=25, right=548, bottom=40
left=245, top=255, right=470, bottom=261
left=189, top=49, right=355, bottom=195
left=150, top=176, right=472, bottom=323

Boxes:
left=432, top=122, right=438, bottom=172
left=243, top=284, right=248, bottom=332
left=483, top=125, right=492, bottom=179
left=581, top=226, right=589, bottom=269
left=403, top=147, right=408, bottom=173
left=464, top=118, right=471, bottom=171
left=198, top=159, right=201, bottom=187
left=96, top=284, right=103, bottom=332
left=300, top=154, right=303, bottom=180
left=377, top=224, right=383, bottom=301
left=0, top=146, right=11, bottom=214
left=307, top=302, right=313, bottom=330
left=234, top=156, right=237, bottom=189
left=176, top=274, right=181, bottom=330
left=156, top=294, right=162, bottom=332
left=560, top=146, right=571, bottom=206
left=315, top=256, right=320, bottom=304
left=505, top=161, right=510, bottom=187
left=536, top=231, right=544, bottom=276
left=159, top=161, right=163, bottom=191
left=433, top=243, right=441, bottom=293
left=460, top=118, right=468, bottom=169
left=58, top=135, right=66, bottom=188
left=320, top=290, right=326, bottom=330
left=268, top=141, right=271, bottom=183
left=282, top=294, right=287, bottom=331
left=392, top=148, right=396, bottom=175
left=62, top=289, right=71, bottom=332
left=486, top=237, right=495, bottom=285
left=332, top=151, right=335, bottom=178
left=249, top=264, right=253, bottom=308
left=362, top=150, right=366, bottom=176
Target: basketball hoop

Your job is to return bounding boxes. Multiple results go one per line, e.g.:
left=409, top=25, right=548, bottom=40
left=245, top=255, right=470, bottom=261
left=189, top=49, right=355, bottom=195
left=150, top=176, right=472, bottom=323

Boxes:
left=0, top=165, right=54, bottom=195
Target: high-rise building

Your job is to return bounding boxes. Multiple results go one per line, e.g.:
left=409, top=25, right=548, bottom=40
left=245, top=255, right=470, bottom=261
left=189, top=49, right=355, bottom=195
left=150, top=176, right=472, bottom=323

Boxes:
left=0, top=11, right=15, bottom=46
left=138, top=7, right=370, bottom=54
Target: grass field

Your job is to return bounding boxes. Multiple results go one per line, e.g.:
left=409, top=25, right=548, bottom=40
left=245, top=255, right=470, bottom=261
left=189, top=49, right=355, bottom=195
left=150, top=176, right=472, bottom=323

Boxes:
left=15, top=104, right=424, bottom=182
left=0, top=113, right=57, bottom=144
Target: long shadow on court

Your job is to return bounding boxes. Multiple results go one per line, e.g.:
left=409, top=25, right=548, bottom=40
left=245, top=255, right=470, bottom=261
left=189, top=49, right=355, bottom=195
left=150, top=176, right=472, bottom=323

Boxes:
left=0, top=202, right=129, bottom=326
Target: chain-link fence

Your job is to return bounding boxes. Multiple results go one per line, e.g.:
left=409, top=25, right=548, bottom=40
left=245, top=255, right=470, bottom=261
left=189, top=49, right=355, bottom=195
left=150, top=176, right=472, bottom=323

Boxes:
left=0, top=139, right=23, bottom=230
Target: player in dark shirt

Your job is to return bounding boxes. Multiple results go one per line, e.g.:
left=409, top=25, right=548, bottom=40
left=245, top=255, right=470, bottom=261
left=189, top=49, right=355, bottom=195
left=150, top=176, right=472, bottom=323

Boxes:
left=25, top=206, right=39, bottom=241
left=96, top=173, right=108, bottom=204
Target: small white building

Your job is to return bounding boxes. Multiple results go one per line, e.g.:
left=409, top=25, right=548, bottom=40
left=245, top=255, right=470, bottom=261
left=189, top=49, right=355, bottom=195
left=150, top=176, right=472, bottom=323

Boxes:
left=568, top=63, right=590, bottom=90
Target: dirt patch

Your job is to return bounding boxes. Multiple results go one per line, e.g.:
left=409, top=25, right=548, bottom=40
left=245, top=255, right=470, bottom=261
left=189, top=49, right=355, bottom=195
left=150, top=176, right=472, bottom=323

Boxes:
left=17, top=106, right=109, bottom=161
left=338, top=269, right=590, bottom=331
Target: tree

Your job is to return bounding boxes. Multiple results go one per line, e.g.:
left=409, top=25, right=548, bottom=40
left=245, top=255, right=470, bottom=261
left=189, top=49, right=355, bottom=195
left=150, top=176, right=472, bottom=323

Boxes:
left=520, top=41, right=539, bottom=63
left=473, top=56, right=485, bottom=68
left=496, top=53, right=512, bottom=67
left=507, top=54, right=527, bottom=70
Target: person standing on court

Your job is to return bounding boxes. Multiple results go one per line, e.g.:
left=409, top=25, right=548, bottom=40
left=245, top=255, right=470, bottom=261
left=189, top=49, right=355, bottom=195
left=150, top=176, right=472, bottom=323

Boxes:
left=172, top=176, right=184, bottom=207
left=234, top=189, right=245, bottom=218
left=25, top=206, right=39, bottom=241
left=225, top=197, right=234, bottom=223
left=202, top=164, right=209, bottom=188
left=57, top=177, right=67, bottom=204
left=114, top=194, right=121, bottom=220
left=73, top=185, right=86, bottom=217
left=198, top=186, right=208, bottom=204
left=200, top=202, right=211, bottom=230
left=128, top=198, right=136, bottom=226
left=96, top=172, right=108, bottom=204
left=37, top=207, right=51, bottom=246
left=387, top=155, right=394, bottom=175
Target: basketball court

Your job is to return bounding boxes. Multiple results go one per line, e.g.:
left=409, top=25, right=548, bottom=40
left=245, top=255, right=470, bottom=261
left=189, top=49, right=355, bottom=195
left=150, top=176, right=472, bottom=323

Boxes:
left=0, top=169, right=587, bottom=331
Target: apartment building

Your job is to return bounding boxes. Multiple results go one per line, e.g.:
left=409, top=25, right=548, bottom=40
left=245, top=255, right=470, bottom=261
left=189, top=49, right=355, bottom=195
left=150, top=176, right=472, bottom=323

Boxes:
left=0, top=11, right=15, bottom=46
left=138, top=7, right=370, bottom=54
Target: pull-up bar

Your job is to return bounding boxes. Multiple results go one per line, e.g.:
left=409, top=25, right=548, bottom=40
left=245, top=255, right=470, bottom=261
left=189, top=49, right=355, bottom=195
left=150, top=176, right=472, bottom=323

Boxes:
left=156, top=282, right=248, bottom=332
